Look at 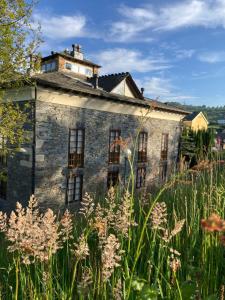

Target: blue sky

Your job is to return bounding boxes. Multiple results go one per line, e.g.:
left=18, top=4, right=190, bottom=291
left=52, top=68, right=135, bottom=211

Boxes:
left=34, top=0, right=225, bottom=107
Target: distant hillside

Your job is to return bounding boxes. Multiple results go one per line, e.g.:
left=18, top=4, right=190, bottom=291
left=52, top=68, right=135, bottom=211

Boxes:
left=167, top=102, right=225, bottom=123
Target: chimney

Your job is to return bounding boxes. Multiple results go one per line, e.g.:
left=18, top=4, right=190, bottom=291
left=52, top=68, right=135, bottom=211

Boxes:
left=71, top=44, right=84, bottom=60
left=93, top=74, right=99, bottom=89
left=141, top=87, right=145, bottom=95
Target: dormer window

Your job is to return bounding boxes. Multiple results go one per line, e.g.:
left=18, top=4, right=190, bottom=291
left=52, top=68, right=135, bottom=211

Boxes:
left=41, top=61, right=56, bottom=73
left=64, top=61, right=93, bottom=77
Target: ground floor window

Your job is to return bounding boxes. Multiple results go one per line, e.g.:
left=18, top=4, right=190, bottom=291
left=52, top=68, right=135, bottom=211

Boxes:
left=107, top=170, right=119, bottom=189
left=0, top=175, right=7, bottom=200
left=136, top=167, right=146, bottom=188
left=160, top=161, right=168, bottom=182
left=67, top=175, right=83, bottom=203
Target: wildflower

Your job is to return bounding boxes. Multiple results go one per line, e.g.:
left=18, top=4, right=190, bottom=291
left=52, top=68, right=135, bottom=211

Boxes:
left=60, top=209, right=73, bottom=242
left=79, top=193, right=94, bottom=220
left=125, top=148, right=132, bottom=159
left=73, top=233, right=89, bottom=260
left=110, top=136, right=130, bottom=152
left=1, top=196, right=67, bottom=264
left=170, top=219, right=186, bottom=238
left=101, top=234, right=122, bottom=282
left=150, top=202, right=167, bottom=230
left=201, top=214, right=225, bottom=232
left=169, top=257, right=181, bottom=273
left=114, top=191, right=136, bottom=237
left=93, top=203, right=108, bottom=244
left=78, top=267, right=93, bottom=294
left=105, top=187, right=116, bottom=226
left=169, top=247, right=181, bottom=285
left=162, top=219, right=185, bottom=243
left=113, top=278, right=122, bottom=300
left=0, top=211, right=7, bottom=232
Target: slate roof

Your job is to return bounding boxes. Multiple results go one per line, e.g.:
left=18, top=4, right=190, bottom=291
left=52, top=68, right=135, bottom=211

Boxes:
left=42, top=52, right=101, bottom=68
left=33, top=71, right=190, bottom=115
left=183, top=111, right=201, bottom=121
left=88, top=72, right=143, bottom=99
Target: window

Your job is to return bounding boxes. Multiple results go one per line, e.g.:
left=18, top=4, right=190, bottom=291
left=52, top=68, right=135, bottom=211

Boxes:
left=68, top=129, right=85, bottom=168
left=160, top=161, right=168, bottom=182
left=161, top=133, right=169, bottom=161
left=42, top=61, right=56, bottom=72
left=85, top=68, right=93, bottom=77
left=65, top=62, right=72, bottom=70
left=107, top=170, right=119, bottom=188
left=109, top=130, right=121, bottom=164
left=67, top=175, right=83, bottom=203
left=136, top=167, right=146, bottom=189
left=138, top=132, right=148, bottom=162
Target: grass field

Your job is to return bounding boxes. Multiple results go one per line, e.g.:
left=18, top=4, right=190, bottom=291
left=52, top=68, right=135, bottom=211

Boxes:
left=0, top=163, right=224, bottom=299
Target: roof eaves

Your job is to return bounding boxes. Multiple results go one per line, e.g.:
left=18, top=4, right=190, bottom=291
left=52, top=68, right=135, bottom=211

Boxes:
left=35, top=79, right=189, bottom=114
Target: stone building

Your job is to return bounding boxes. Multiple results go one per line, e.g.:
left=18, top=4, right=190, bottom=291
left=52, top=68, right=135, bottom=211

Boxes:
left=0, top=44, right=189, bottom=210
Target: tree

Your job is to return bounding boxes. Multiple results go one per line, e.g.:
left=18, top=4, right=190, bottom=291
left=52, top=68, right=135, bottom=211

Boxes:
left=0, top=0, right=40, bottom=179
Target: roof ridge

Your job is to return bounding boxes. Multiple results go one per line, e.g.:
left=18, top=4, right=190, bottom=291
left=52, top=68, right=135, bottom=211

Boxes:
left=98, top=72, right=129, bottom=78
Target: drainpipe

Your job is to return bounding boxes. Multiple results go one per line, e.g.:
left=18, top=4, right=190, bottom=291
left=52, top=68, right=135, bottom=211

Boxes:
left=31, top=86, right=37, bottom=195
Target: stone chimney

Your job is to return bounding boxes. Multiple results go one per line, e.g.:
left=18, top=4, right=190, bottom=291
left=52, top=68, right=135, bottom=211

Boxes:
left=71, top=44, right=84, bottom=60
left=141, top=87, right=145, bottom=95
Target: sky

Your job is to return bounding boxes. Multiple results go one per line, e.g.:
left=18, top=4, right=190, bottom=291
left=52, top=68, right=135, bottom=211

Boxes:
left=33, top=0, right=225, bottom=107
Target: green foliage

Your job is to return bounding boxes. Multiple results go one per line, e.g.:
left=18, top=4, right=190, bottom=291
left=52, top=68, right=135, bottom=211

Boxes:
left=0, top=166, right=224, bottom=299
left=0, top=0, right=41, bottom=86
left=0, top=0, right=39, bottom=174
left=180, top=127, right=215, bottom=164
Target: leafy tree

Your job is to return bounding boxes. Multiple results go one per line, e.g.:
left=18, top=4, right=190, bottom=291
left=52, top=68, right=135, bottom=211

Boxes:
left=0, top=0, right=40, bottom=178
left=179, top=127, right=215, bottom=170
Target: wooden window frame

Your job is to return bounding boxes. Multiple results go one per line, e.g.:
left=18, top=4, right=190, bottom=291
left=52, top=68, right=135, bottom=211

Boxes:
left=161, top=133, right=169, bottom=161
left=160, top=161, right=168, bottom=182
left=136, top=167, right=146, bottom=189
left=107, top=170, right=119, bottom=189
left=66, top=175, right=83, bottom=203
left=68, top=128, right=85, bottom=168
left=138, top=131, right=148, bottom=162
left=108, top=129, right=121, bottom=164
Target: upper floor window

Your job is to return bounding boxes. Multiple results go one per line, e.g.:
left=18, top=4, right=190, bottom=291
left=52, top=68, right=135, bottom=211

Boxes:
left=67, top=175, right=83, bottom=203
left=136, top=167, right=146, bottom=189
left=68, top=128, right=85, bottom=168
left=107, top=169, right=119, bottom=189
left=138, top=132, right=148, bottom=162
left=108, top=130, right=121, bottom=164
left=41, top=61, right=56, bottom=73
left=65, top=62, right=72, bottom=70
left=161, top=133, right=169, bottom=161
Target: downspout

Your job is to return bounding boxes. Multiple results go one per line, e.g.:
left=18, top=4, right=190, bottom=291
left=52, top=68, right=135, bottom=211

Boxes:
left=31, top=86, right=37, bottom=194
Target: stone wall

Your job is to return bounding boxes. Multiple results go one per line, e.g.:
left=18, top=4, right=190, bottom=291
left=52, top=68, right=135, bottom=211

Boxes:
left=1, top=101, right=35, bottom=211
left=34, top=99, right=181, bottom=209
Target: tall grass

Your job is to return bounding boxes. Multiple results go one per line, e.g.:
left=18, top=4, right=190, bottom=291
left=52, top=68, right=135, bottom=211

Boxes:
left=0, top=164, right=224, bottom=299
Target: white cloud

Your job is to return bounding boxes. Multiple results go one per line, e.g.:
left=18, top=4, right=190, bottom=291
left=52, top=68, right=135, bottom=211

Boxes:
left=137, top=76, right=196, bottom=102
left=111, top=0, right=225, bottom=41
left=33, top=13, right=87, bottom=40
left=198, top=51, right=225, bottom=63
left=92, top=48, right=170, bottom=75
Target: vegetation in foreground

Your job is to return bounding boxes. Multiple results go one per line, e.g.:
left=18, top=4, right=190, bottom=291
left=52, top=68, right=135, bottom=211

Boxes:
left=0, top=163, right=224, bottom=300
